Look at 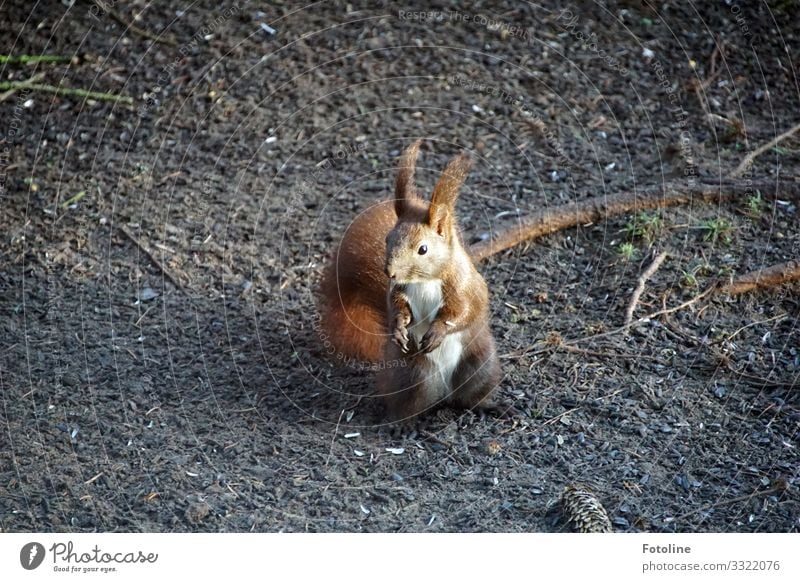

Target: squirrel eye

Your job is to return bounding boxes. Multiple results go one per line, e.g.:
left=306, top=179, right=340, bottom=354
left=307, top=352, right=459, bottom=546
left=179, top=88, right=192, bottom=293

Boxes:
left=418, top=244, right=428, bottom=255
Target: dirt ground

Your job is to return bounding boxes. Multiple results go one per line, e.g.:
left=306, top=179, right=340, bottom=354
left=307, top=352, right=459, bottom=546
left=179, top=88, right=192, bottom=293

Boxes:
left=1, top=1, right=798, bottom=533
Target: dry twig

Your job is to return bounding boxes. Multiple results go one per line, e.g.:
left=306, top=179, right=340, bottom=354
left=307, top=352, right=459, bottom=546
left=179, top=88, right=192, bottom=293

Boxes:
left=625, top=251, right=669, bottom=324
left=564, top=259, right=797, bottom=348
left=729, top=122, right=800, bottom=178
left=92, top=0, right=178, bottom=47
left=117, top=224, right=183, bottom=289
left=676, top=481, right=788, bottom=522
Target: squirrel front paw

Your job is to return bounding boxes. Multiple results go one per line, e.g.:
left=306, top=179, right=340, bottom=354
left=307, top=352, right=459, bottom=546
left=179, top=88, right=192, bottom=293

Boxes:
left=420, top=320, right=447, bottom=353
left=392, top=320, right=412, bottom=354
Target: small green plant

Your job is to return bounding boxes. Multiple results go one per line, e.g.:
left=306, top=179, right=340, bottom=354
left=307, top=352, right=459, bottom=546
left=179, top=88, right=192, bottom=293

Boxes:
left=618, top=242, right=637, bottom=261
left=680, top=270, right=698, bottom=288
left=624, top=211, right=663, bottom=244
left=701, top=218, right=734, bottom=244
left=745, top=191, right=764, bottom=215
left=717, top=265, right=734, bottom=277
left=695, top=261, right=714, bottom=276
left=680, top=260, right=714, bottom=288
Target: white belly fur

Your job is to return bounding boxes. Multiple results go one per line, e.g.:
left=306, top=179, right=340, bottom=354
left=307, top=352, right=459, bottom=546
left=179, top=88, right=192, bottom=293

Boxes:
left=404, top=282, right=464, bottom=391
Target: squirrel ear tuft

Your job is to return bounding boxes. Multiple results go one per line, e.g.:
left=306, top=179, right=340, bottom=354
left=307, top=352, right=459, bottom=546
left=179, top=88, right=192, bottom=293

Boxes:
left=394, top=140, right=422, bottom=216
left=428, top=151, right=471, bottom=235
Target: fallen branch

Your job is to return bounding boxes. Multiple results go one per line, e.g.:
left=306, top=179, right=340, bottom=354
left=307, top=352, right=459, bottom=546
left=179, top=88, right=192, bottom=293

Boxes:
left=0, top=81, right=133, bottom=104
left=719, top=260, right=800, bottom=295
left=625, top=251, right=669, bottom=324
left=729, top=121, right=800, bottom=179
left=0, top=54, right=71, bottom=65
left=92, top=0, right=178, bottom=47
left=469, top=179, right=800, bottom=262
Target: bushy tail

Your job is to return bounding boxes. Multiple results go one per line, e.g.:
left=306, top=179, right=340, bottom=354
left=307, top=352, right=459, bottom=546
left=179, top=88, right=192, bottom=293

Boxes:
left=319, top=295, right=386, bottom=363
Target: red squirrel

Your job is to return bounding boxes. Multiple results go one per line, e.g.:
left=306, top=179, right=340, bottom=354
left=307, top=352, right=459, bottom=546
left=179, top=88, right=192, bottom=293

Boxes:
left=318, top=140, right=500, bottom=421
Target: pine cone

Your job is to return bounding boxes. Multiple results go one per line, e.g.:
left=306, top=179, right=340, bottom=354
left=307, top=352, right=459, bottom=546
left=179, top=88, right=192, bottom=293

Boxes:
left=561, top=485, right=612, bottom=533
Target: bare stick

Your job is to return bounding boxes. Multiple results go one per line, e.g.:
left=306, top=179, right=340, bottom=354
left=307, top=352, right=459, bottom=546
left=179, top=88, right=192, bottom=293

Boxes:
left=562, top=285, right=717, bottom=347
left=644, top=285, right=717, bottom=320
left=469, top=179, right=800, bottom=262
left=118, top=225, right=183, bottom=289
left=0, top=81, right=133, bottom=104
left=501, top=336, right=666, bottom=362
left=0, top=72, right=44, bottom=103
left=565, top=260, right=796, bottom=348
left=725, top=364, right=797, bottom=390
left=719, top=313, right=787, bottom=344
left=676, top=481, right=787, bottom=522
left=729, top=122, right=800, bottom=178
left=719, top=260, right=800, bottom=295
left=324, top=409, right=344, bottom=469
left=92, top=0, right=178, bottom=47
left=561, top=344, right=662, bottom=360
left=625, top=251, right=668, bottom=324
left=0, top=54, right=71, bottom=65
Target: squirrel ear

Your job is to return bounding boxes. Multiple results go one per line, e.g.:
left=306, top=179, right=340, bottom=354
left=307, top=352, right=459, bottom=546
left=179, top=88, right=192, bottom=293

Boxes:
left=428, top=151, right=471, bottom=236
left=394, top=140, right=422, bottom=216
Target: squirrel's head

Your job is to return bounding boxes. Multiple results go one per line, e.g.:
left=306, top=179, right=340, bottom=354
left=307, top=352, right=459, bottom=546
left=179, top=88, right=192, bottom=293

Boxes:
left=384, top=140, right=472, bottom=284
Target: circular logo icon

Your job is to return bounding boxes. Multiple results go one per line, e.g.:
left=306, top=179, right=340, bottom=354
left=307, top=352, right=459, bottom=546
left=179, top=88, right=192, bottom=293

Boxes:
left=20, top=542, right=46, bottom=570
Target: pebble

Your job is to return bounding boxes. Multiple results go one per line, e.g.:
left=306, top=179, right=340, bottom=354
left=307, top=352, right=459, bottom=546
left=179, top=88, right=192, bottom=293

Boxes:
left=613, top=516, right=630, bottom=528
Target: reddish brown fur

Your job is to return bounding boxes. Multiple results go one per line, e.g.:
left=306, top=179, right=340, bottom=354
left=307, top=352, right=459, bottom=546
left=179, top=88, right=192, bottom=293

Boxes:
left=318, top=142, right=502, bottom=420
left=378, top=245, right=501, bottom=420
left=394, top=139, right=421, bottom=215
left=318, top=201, right=395, bottom=362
